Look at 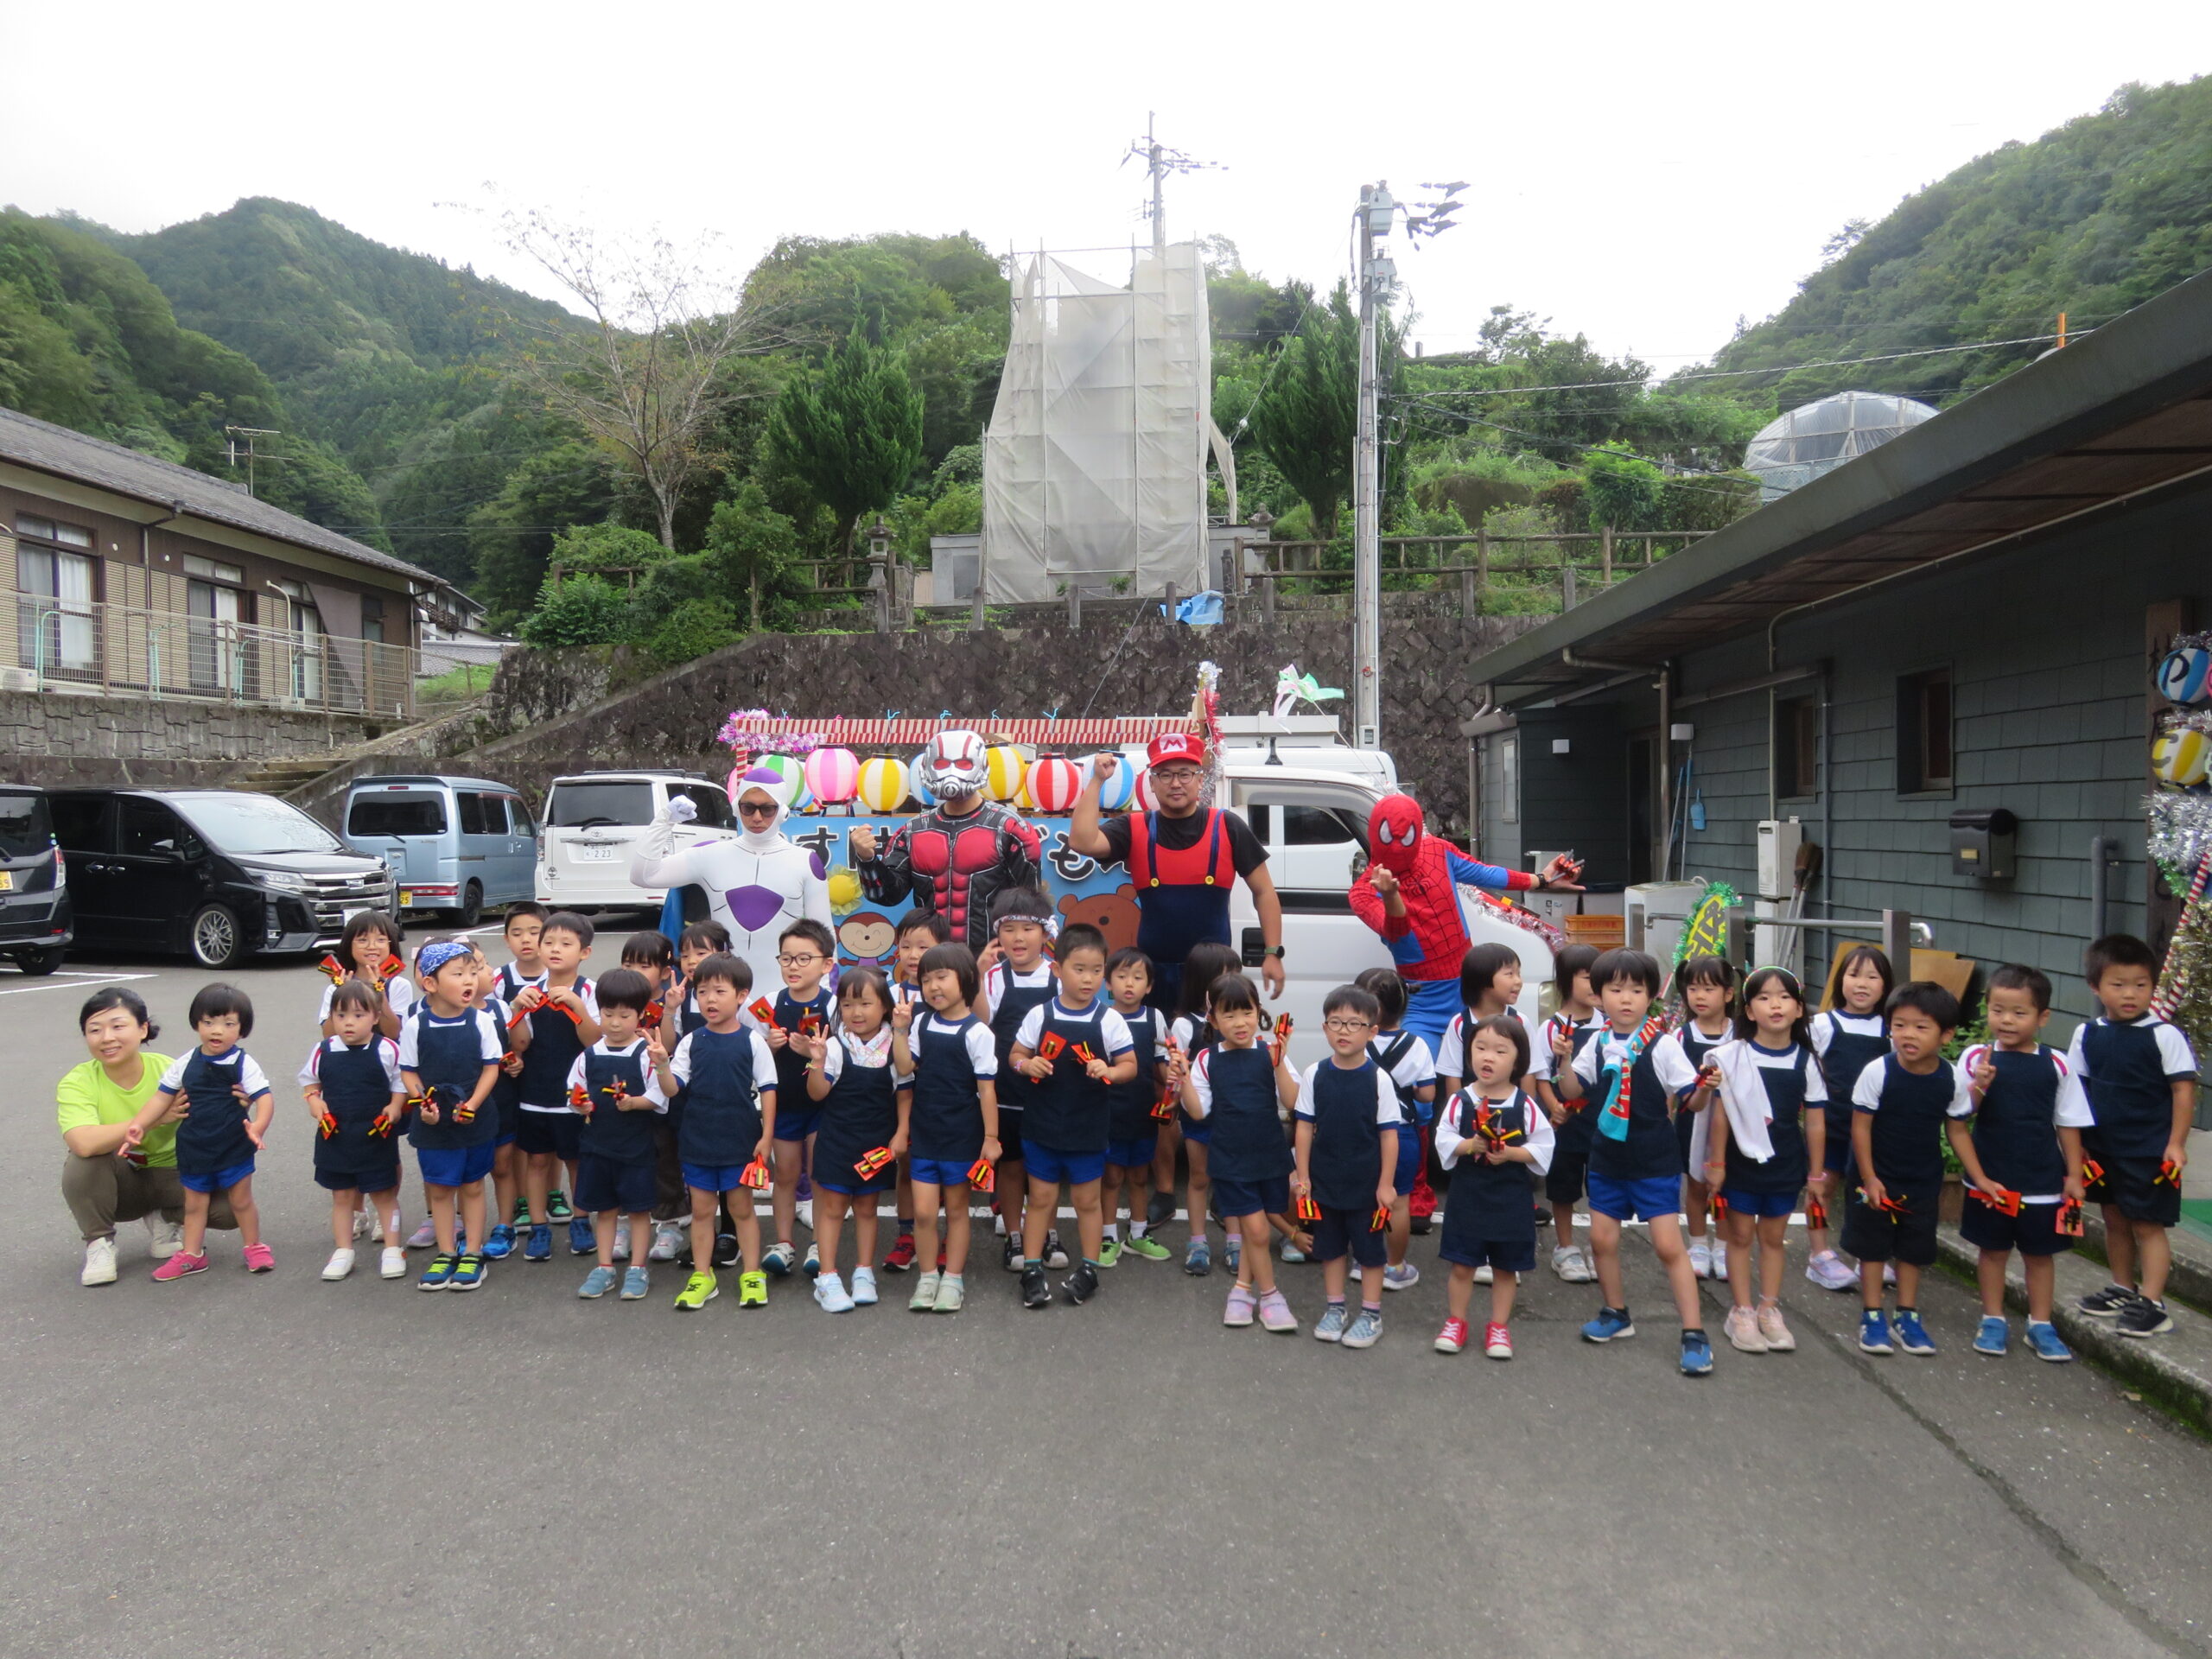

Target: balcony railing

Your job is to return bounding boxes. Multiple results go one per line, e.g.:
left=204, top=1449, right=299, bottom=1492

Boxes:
left=3, top=594, right=419, bottom=718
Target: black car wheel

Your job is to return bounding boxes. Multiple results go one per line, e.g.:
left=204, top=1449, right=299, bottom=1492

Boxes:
left=188, top=903, right=244, bottom=969
left=451, top=880, right=483, bottom=928
left=12, top=945, right=62, bottom=976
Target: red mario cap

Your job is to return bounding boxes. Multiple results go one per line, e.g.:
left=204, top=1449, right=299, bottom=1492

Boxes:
left=1146, top=732, right=1206, bottom=770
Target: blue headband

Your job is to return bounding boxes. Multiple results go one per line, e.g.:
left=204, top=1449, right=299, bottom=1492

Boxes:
left=416, top=941, right=472, bottom=977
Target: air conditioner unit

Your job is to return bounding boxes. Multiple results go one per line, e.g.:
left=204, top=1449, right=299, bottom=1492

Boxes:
left=0, top=667, right=36, bottom=692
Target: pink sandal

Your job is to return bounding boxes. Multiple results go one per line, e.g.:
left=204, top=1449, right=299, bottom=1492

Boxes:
left=1223, top=1283, right=1257, bottom=1326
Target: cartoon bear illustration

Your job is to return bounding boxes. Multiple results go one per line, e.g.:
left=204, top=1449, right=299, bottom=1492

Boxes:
left=838, top=910, right=899, bottom=967
left=1057, top=884, right=1141, bottom=953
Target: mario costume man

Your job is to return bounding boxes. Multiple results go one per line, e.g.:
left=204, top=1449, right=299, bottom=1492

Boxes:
left=850, top=729, right=1044, bottom=952
left=1069, top=732, right=1285, bottom=1009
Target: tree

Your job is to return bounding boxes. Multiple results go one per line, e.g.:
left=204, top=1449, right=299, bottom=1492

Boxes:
left=764, top=332, right=924, bottom=554
left=491, top=204, right=772, bottom=550
left=703, top=483, right=803, bottom=631
left=1243, top=283, right=1402, bottom=542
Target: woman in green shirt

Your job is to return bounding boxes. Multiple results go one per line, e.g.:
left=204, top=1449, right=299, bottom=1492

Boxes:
left=58, top=987, right=232, bottom=1286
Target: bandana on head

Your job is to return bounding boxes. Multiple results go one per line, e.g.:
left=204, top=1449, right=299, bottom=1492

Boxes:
left=994, top=899, right=1060, bottom=940
left=416, top=940, right=472, bottom=978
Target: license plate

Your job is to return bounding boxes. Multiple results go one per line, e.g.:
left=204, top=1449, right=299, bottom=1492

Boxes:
left=0, top=872, right=13, bottom=892
left=572, top=843, right=618, bottom=862
left=343, top=906, right=368, bottom=924
left=396, top=891, right=413, bottom=908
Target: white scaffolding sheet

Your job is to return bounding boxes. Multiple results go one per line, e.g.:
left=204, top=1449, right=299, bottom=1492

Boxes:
left=981, top=244, right=1212, bottom=601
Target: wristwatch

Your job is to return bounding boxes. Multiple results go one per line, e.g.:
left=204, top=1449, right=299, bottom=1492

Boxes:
left=1260, top=944, right=1285, bottom=959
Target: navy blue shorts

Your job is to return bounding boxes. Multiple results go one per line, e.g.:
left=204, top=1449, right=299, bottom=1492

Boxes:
left=1720, top=1186, right=1797, bottom=1220
left=575, top=1154, right=657, bottom=1215
left=418, top=1142, right=497, bottom=1189
left=1544, top=1151, right=1588, bottom=1205
left=1023, top=1141, right=1105, bottom=1185
left=1961, top=1197, right=2075, bottom=1256
left=1211, top=1173, right=1290, bottom=1220
left=1106, top=1134, right=1158, bottom=1171
left=995, top=1110, right=1025, bottom=1156
left=516, top=1109, right=582, bottom=1160
left=774, top=1107, right=819, bottom=1144
left=682, top=1161, right=754, bottom=1195
left=180, top=1158, right=254, bottom=1195
left=907, top=1156, right=976, bottom=1190
left=1586, top=1173, right=1681, bottom=1224
left=1309, top=1204, right=1388, bottom=1267
left=1840, top=1180, right=1940, bottom=1266
left=1440, top=1235, right=1537, bottom=1274
left=2087, top=1152, right=2183, bottom=1228
left=315, top=1163, right=399, bottom=1195
left=1178, top=1109, right=1211, bottom=1147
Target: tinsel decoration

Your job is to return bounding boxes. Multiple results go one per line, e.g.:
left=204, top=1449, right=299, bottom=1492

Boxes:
left=1662, top=880, right=1738, bottom=1021
left=1465, top=887, right=1567, bottom=950
left=1190, top=661, right=1224, bottom=810
left=2145, top=791, right=2212, bottom=889
left=2152, top=850, right=2212, bottom=1045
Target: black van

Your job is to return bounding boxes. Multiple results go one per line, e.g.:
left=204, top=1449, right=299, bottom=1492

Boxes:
left=50, top=788, right=395, bottom=969
left=0, top=785, right=71, bottom=975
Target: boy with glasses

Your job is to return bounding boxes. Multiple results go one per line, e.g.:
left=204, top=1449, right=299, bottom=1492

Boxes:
left=761, top=919, right=838, bottom=1277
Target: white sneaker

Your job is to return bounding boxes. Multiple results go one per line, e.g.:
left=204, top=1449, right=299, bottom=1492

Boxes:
left=144, top=1215, right=183, bottom=1260
left=379, top=1246, right=408, bottom=1280
left=1551, top=1243, right=1580, bottom=1281
left=612, top=1232, right=630, bottom=1262
left=851, top=1266, right=878, bottom=1306
left=649, top=1222, right=683, bottom=1262
left=1688, top=1236, right=1713, bottom=1279
left=813, top=1271, right=855, bottom=1313
left=796, top=1198, right=815, bottom=1232
left=1473, top=1263, right=1495, bottom=1284
left=81, top=1236, right=118, bottom=1287
left=322, top=1248, right=356, bottom=1282
left=1805, top=1249, right=1859, bottom=1292
left=352, top=1205, right=376, bottom=1240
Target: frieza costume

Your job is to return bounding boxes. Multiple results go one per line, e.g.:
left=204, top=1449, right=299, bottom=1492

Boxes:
left=855, top=730, right=1042, bottom=951
left=629, top=766, right=831, bottom=977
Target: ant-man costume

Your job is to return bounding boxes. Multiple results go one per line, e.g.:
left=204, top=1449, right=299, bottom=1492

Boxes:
left=856, top=730, right=1043, bottom=951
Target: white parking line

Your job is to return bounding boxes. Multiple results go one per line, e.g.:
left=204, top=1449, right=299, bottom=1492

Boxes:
left=0, top=971, right=156, bottom=996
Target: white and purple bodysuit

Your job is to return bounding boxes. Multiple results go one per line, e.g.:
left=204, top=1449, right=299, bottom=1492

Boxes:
left=628, top=766, right=831, bottom=980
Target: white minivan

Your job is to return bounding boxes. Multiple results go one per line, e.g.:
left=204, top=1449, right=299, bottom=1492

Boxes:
left=536, top=771, right=739, bottom=913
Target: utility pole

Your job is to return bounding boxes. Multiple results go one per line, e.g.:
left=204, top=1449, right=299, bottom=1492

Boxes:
left=224, top=425, right=282, bottom=498
left=1351, top=183, right=1395, bottom=752
left=1125, top=115, right=1220, bottom=257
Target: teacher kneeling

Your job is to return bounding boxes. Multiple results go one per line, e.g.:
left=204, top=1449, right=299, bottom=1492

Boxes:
left=59, top=988, right=233, bottom=1287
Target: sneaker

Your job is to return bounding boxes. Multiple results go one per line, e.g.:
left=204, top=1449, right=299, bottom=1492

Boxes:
left=152, top=1249, right=208, bottom=1283
left=380, top=1246, right=407, bottom=1280
left=1315, top=1303, right=1350, bottom=1343
left=453, top=1225, right=467, bottom=1255
left=1551, top=1244, right=1582, bottom=1281
left=796, top=1195, right=815, bottom=1232
left=143, top=1216, right=184, bottom=1260
left=1001, top=1236, right=1022, bottom=1273
left=763, top=1242, right=795, bottom=1277
left=1974, top=1315, right=2010, bottom=1357
left=932, top=1273, right=965, bottom=1313
left=1224, top=1283, right=1257, bottom=1327
left=1711, top=1246, right=1731, bottom=1283
left=620, top=1265, right=649, bottom=1300
left=1097, top=1238, right=1122, bottom=1268
left=2026, top=1321, right=2075, bottom=1362
left=1410, top=1213, right=1433, bottom=1236
left=482, top=1223, right=517, bottom=1261
left=1688, top=1236, right=1713, bottom=1280
left=612, top=1230, right=630, bottom=1262
left=1473, top=1263, right=1496, bottom=1286
left=994, top=1212, right=1007, bottom=1237
left=1147, top=1191, right=1177, bottom=1229
left=1581, top=1306, right=1636, bottom=1343
left=911, top=1270, right=941, bottom=1311
left=1725, top=1305, right=1769, bottom=1353
left=2116, top=1295, right=2174, bottom=1338
left=80, top=1236, right=118, bottom=1287
left=851, top=1266, right=878, bottom=1306
left=447, top=1254, right=483, bottom=1289
left=1805, top=1249, right=1859, bottom=1292
left=714, top=1231, right=741, bottom=1268
left=579, top=1264, right=618, bottom=1299
left=2078, top=1282, right=2137, bottom=1318
left=1859, top=1311, right=1895, bottom=1355
left=353, top=1205, right=377, bottom=1241
left=1125, top=1233, right=1173, bottom=1262
left=1257, top=1288, right=1300, bottom=1333
left=547, top=1189, right=573, bottom=1221
left=512, top=1197, right=531, bottom=1227
left=1757, top=1303, right=1796, bottom=1352
left=803, top=1243, right=821, bottom=1279
left=1484, top=1322, right=1515, bottom=1360
left=1063, top=1262, right=1099, bottom=1305
left=737, top=1270, right=768, bottom=1306
left=567, top=1217, right=594, bottom=1255
left=523, top=1224, right=552, bottom=1262
left=1224, top=1230, right=1242, bottom=1272
left=814, top=1271, right=855, bottom=1313
left=1185, top=1237, right=1212, bottom=1276
left=1433, top=1317, right=1469, bottom=1355
left=242, top=1241, right=275, bottom=1274
left=1043, top=1230, right=1070, bottom=1271
left=321, top=1248, right=355, bottom=1282
left=675, top=1269, right=718, bottom=1310
left=1349, top=1264, right=1362, bottom=1283
left=1280, top=1240, right=1308, bottom=1263
left=1020, top=1263, right=1052, bottom=1308
left=882, top=1234, right=918, bottom=1272
left=1342, top=1307, right=1383, bottom=1349
left=407, top=1215, right=438, bottom=1249
left=650, top=1222, right=683, bottom=1262
left=1680, top=1329, right=1714, bottom=1376
left=1895, top=1310, right=1936, bottom=1355
left=1382, top=1262, right=1420, bottom=1292
left=418, top=1253, right=456, bottom=1291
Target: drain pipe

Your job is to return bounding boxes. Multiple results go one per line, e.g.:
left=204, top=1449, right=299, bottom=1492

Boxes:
left=2088, top=836, right=2119, bottom=941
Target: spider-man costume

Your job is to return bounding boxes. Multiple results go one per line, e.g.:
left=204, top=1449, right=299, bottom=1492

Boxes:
left=857, top=799, right=1043, bottom=951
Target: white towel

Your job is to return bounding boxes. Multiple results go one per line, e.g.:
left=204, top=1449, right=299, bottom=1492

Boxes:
left=1690, top=1039, right=1777, bottom=1168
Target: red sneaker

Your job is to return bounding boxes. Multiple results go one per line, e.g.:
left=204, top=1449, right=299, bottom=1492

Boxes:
left=243, top=1242, right=275, bottom=1273
left=1484, top=1321, right=1514, bottom=1360
left=152, top=1250, right=208, bottom=1282
left=1433, top=1316, right=1468, bottom=1355
left=881, top=1235, right=918, bottom=1272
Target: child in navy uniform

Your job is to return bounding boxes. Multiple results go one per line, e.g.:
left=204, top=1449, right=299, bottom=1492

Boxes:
left=666, top=952, right=780, bottom=1312
left=1654, top=956, right=1735, bottom=1282
left=1290, top=984, right=1403, bottom=1349
left=1558, top=949, right=1713, bottom=1376
left=977, top=889, right=1060, bottom=1271
left=483, top=904, right=547, bottom=1251
left=1185, top=972, right=1300, bottom=1333
left=398, top=939, right=506, bottom=1291
left=1164, top=939, right=1244, bottom=1276
left=893, top=942, right=1001, bottom=1313
left=300, top=979, right=406, bottom=1282
left=1807, top=944, right=1893, bottom=1290
left=880, top=909, right=950, bottom=1273
left=125, top=983, right=276, bottom=1281
left=798, top=965, right=911, bottom=1313
left=1007, top=923, right=1137, bottom=1307
left=616, top=931, right=686, bottom=1265
left=763, top=918, right=838, bottom=1279
left=1845, top=981, right=1970, bottom=1356
left=1526, top=944, right=1602, bottom=1286
left=1433, top=1015, right=1554, bottom=1360
left=1949, top=964, right=2090, bottom=1361
left=512, top=911, right=602, bottom=1260
left=567, top=968, right=670, bottom=1302
left=1100, top=947, right=1173, bottom=1264
left=1355, top=966, right=1435, bottom=1287
left=2069, top=934, right=2199, bottom=1338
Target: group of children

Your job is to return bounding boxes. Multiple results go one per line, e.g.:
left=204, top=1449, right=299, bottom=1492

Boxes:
left=107, top=890, right=2198, bottom=1376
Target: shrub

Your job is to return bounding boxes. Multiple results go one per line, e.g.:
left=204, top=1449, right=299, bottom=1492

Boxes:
left=646, top=598, right=741, bottom=666
left=518, top=574, right=633, bottom=647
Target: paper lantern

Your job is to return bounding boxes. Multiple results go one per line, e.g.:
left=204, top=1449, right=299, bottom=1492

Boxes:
left=751, top=752, right=812, bottom=812
left=1025, top=754, right=1083, bottom=814
left=805, top=747, right=860, bottom=805
left=2158, top=645, right=2212, bottom=707
left=984, top=745, right=1029, bottom=803
left=855, top=756, right=911, bottom=813
left=1133, top=766, right=1160, bottom=812
left=2153, top=728, right=2210, bottom=789
left=1096, top=752, right=1138, bottom=811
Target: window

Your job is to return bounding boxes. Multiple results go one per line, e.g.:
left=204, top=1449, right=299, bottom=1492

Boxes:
left=48, top=796, right=107, bottom=854
left=0, top=791, right=54, bottom=861
left=172, top=792, right=341, bottom=855
left=478, top=796, right=509, bottom=835
left=187, top=579, right=241, bottom=690
left=119, top=798, right=192, bottom=859
left=672, top=784, right=737, bottom=830
left=1897, top=668, right=1955, bottom=792
left=361, top=595, right=385, bottom=645
left=16, top=516, right=99, bottom=677
left=546, top=781, right=656, bottom=828
left=505, top=797, right=534, bottom=837
left=1776, top=696, right=1818, bottom=798
left=1284, top=804, right=1363, bottom=845
left=15, top=515, right=93, bottom=550
left=457, top=792, right=506, bottom=835
left=181, top=554, right=244, bottom=584
left=1497, top=737, right=1520, bottom=824
left=350, top=795, right=447, bottom=837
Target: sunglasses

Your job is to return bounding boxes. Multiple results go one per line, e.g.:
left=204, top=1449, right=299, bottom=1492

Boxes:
left=738, top=801, right=779, bottom=817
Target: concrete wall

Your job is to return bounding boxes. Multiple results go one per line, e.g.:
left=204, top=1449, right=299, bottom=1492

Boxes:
left=0, top=686, right=388, bottom=790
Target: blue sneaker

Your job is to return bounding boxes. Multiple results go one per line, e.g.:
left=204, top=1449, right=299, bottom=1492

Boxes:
left=1973, top=1315, right=2009, bottom=1356
left=1313, top=1302, right=1350, bottom=1343
left=1184, top=1237, right=1211, bottom=1276
left=523, top=1224, right=552, bottom=1262
left=578, top=1264, right=618, bottom=1298
left=1679, top=1329, right=1714, bottom=1376
left=1859, top=1311, right=1896, bottom=1355
left=1580, top=1306, right=1636, bottom=1343
left=620, top=1265, right=650, bottom=1301
left=1896, top=1310, right=1937, bottom=1355
left=762, top=1241, right=795, bottom=1277
left=417, top=1252, right=456, bottom=1291
left=448, top=1253, right=486, bottom=1291
left=568, top=1217, right=595, bottom=1255
left=2025, top=1321, right=2075, bottom=1363
left=481, top=1223, right=517, bottom=1261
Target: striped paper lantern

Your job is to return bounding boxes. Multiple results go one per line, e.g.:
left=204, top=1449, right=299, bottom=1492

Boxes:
left=983, top=745, right=1029, bottom=803
left=1025, top=754, right=1083, bottom=814
left=804, top=747, right=861, bottom=805
left=855, top=756, right=912, bottom=813
left=2153, top=728, right=2210, bottom=789
left=1096, top=752, right=1138, bottom=811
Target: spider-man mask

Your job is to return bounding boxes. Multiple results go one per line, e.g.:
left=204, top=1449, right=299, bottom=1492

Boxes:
left=1369, top=794, right=1424, bottom=875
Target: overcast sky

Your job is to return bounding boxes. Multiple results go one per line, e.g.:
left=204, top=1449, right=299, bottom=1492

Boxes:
left=7, top=3, right=2209, bottom=367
